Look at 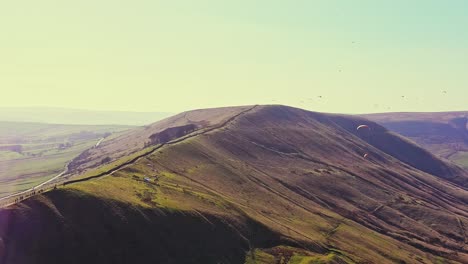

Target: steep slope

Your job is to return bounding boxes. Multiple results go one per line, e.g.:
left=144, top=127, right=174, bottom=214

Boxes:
left=0, top=190, right=284, bottom=264
left=362, top=112, right=468, bottom=169
left=1, top=105, right=467, bottom=264
left=330, top=114, right=468, bottom=187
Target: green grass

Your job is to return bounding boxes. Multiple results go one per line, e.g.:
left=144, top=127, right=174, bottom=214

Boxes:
left=68, top=165, right=233, bottom=214
left=0, top=151, right=23, bottom=160
left=245, top=247, right=356, bottom=264
left=0, top=122, right=131, bottom=196
left=0, top=141, right=93, bottom=196
left=245, top=249, right=276, bottom=264
left=288, top=253, right=337, bottom=264
left=72, top=145, right=160, bottom=181
left=450, top=151, right=468, bottom=168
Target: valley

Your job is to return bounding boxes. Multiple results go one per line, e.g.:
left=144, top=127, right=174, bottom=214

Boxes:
left=0, top=122, right=131, bottom=197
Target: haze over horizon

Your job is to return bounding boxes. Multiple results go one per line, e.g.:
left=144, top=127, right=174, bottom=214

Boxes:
left=1, top=1, right=467, bottom=114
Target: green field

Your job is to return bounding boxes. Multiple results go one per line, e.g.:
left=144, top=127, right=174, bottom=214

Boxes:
left=0, top=122, right=131, bottom=196
left=451, top=151, right=468, bottom=168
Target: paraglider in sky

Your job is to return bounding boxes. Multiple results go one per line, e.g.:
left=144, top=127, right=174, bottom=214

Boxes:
left=356, top=124, right=372, bottom=143
left=356, top=125, right=370, bottom=131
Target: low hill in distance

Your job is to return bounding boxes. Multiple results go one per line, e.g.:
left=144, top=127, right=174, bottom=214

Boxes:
left=362, top=111, right=468, bottom=169
left=0, top=107, right=173, bottom=126
left=1, top=105, right=467, bottom=264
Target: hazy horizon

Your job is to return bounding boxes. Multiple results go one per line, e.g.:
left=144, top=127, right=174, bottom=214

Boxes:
left=1, top=105, right=467, bottom=115
left=0, top=107, right=173, bottom=125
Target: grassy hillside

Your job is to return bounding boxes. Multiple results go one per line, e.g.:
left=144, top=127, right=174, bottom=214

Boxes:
left=362, top=112, right=468, bottom=169
left=1, top=105, right=467, bottom=263
left=0, top=122, right=131, bottom=196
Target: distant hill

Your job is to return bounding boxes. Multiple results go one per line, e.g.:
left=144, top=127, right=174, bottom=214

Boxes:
left=0, top=107, right=173, bottom=126
left=2, top=105, right=467, bottom=263
left=362, top=111, right=468, bottom=169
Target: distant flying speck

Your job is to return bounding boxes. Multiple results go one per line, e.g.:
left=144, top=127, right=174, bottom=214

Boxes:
left=443, top=91, right=447, bottom=94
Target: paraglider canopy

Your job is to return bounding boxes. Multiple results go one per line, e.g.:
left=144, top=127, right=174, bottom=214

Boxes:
left=356, top=125, right=370, bottom=131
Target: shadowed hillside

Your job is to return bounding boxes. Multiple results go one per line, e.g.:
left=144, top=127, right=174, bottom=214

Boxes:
left=330, top=115, right=468, bottom=187
left=0, top=190, right=288, bottom=264
left=362, top=112, right=468, bottom=169
left=1, top=105, right=467, bottom=264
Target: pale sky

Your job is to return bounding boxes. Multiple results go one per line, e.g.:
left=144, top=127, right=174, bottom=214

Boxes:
left=0, top=1, right=467, bottom=113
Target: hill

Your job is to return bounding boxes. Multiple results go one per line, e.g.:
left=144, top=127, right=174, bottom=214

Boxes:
left=361, top=112, right=468, bottom=169
left=1, top=105, right=467, bottom=264
left=65, top=106, right=254, bottom=179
